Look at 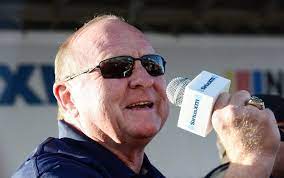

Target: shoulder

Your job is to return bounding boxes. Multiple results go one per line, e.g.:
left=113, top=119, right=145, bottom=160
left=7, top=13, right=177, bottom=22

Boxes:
left=12, top=137, right=107, bottom=178
left=13, top=159, right=105, bottom=178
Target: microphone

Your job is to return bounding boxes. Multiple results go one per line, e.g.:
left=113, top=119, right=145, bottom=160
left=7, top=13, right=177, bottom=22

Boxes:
left=166, top=71, right=231, bottom=137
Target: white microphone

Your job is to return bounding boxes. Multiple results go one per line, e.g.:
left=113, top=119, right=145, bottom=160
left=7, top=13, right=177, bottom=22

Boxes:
left=166, top=71, right=231, bottom=137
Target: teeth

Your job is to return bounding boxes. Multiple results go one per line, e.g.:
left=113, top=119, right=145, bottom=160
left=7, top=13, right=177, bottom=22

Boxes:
left=127, top=101, right=152, bottom=108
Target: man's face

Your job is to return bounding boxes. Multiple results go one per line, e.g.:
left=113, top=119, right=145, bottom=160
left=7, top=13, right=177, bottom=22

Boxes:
left=69, top=19, right=169, bottom=144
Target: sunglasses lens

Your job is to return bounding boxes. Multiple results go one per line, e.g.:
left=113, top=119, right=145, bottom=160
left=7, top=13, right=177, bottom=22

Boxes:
left=99, top=55, right=165, bottom=78
left=141, top=55, right=165, bottom=76
left=100, top=57, right=133, bottom=78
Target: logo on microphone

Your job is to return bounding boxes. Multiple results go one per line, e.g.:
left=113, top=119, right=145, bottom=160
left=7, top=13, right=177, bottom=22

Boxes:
left=199, top=75, right=218, bottom=92
left=189, top=95, right=202, bottom=128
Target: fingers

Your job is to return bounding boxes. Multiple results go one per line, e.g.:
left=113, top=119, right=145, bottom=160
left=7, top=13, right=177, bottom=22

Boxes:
left=229, top=90, right=251, bottom=106
left=214, top=92, right=230, bottom=111
left=214, top=90, right=251, bottom=112
left=212, top=90, right=280, bottom=164
left=262, top=108, right=278, bottom=126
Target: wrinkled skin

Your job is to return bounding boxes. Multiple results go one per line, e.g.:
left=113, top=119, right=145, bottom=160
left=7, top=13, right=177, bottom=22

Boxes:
left=212, top=91, right=280, bottom=177
left=53, top=18, right=169, bottom=172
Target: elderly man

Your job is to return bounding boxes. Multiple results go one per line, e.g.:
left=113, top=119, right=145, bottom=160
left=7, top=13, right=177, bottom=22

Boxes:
left=13, top=15, right=280, bottom=178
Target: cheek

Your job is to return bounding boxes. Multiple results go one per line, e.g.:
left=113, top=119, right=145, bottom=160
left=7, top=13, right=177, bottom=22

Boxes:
left=155, top=78, right=170, bottom=119
left=104, top=80, right=128, bottom=103
left=74, top=79, right=127, bottom=110
left=154, top=76, right=166, bottom=93
left=76, top=87, right=101, bottom=118
left=86, top=80, right=128, bottom=120
left=71, top=80, right=105, bottom=115
left=159, top=97, right=170, bottom=124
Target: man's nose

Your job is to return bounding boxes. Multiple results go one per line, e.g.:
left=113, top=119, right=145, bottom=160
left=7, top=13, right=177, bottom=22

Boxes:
left=128, top=61, right=154, bottom=89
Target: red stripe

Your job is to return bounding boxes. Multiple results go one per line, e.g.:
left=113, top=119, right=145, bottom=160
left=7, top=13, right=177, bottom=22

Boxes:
left=236, top=70, right=250, bottom=91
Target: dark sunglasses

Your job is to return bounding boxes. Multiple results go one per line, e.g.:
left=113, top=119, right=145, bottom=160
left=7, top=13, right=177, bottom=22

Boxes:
left=64, top=54, right=166, bottom=81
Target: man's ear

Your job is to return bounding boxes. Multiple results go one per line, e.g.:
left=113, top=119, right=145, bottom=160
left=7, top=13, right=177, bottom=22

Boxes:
left=53, top=82, right=79, bottom=118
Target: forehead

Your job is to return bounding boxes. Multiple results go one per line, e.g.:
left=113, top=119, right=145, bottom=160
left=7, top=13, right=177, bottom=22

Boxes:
left=70, top=19, right=155, bottom=65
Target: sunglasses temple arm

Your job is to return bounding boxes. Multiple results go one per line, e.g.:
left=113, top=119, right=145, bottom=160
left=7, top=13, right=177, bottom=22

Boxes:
left=65, top=67, right=97, bottom=81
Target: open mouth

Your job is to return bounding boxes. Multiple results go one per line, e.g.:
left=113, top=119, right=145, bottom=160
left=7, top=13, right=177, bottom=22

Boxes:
left=126, top=101, right=154, bottom=109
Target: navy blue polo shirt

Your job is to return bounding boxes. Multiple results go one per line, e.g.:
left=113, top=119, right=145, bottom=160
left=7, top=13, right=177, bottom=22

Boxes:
left=12, top=121, right=165, bottom=178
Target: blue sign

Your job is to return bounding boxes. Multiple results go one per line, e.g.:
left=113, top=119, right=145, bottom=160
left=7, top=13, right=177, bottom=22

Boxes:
left=0, top=64, right=56, bottom=105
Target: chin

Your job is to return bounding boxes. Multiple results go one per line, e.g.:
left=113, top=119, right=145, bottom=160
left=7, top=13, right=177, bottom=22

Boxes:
left=130, top=125, right=161, bottom=139
left=121, top=115, right=164, bottom=140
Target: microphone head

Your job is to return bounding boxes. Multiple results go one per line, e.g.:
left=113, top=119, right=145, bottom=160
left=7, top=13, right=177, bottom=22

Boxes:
left=166, top=77, right=191, bottom=106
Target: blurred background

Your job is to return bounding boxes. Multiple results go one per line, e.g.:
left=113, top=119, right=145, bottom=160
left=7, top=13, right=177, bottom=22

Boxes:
left=0, top=0, right=284, bottom=177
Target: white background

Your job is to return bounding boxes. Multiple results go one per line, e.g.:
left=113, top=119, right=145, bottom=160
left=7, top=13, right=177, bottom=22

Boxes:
left=0, top=31, right=283, bottom=178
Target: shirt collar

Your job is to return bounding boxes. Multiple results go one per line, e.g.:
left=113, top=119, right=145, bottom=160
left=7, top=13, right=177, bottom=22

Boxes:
left=58, top=120, right=164, bottom=178
left=58, top=119, right=90, bottom=141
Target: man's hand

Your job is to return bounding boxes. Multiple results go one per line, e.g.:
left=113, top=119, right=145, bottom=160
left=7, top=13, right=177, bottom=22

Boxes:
left=212, top=90, right=280, bottom=178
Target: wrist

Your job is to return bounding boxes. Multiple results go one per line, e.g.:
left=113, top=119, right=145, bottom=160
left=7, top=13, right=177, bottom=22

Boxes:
left=228, top=154, right=276, bottom=178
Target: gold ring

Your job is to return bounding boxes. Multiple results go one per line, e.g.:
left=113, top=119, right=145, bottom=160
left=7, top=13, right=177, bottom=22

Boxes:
left=246, top=96, right=265, bottom=110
